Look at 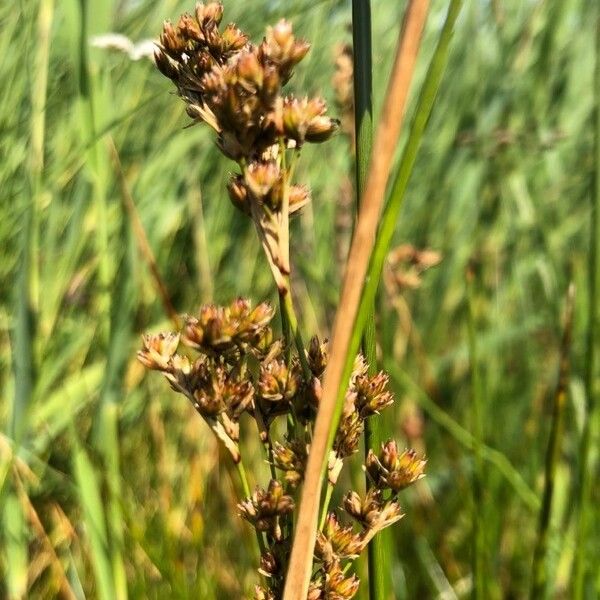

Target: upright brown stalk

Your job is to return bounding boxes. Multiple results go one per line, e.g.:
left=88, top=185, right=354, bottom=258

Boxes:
left=282, top=3, right=430, bottom=597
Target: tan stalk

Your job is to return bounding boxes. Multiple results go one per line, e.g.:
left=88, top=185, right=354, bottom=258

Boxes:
left=282, top=2, right=430, bottom=597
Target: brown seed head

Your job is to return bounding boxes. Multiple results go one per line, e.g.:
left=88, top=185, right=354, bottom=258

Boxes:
left=238, top=479, right=294, bottom=537
left=353, top=371, right=394, bottom=418
left=316, top=513, right=363, bottom=563
left=324, top=561, right=360, bottom=600
left=272, top=439, right=308, bottom=488
left=137, top=332, right=180, bottom=371
left=366, top=441, right=426, bottom=493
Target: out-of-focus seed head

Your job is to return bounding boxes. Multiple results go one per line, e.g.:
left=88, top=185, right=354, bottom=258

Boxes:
left=365, top=441, right=426, bottom=493
left=137, top=332, right=180, bottom=371
left=289, top=184, right=311, bottom=213
left=260, top=20, right=310, bottom=82
left=245, top=160, right=281, bottom=198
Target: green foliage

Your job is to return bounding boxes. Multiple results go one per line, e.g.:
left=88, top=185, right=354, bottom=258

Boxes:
left=1, top=0, right=599, bottom=598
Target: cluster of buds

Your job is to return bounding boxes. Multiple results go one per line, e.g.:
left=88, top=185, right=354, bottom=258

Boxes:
left=238, top=480, right=294, bottom=543
left=329, top=357, right=396, bottom=484
left=366, top=441, right=427, bottom=493
left=138, top=298, right=276, bottom=462
left=307, top=446, right=425, bottom=599
left=155, top=3, right=338, bottom=290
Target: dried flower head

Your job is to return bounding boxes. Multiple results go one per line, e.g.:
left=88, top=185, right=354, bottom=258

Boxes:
left=366, top=441, right=426, bottom=493
left=385, top=244, right=443, bottom=293
left=182, top=298, right=274, bottom=353
left=315, top=513, right=363, bottom=564
left=191, top=363, right=254, bottom=424
left=258, top=358, right=300, bottom=402
left=353, top=371, right=394, bottom=418
left=238, top=480, right=294, bottom=540
left=272, top=439, right=308, bottom=488
left=343, top=488, right=404, bottom=534
left=307, top=335, right=328, bottom=377
left=137, top=332, right=180, bottom=371
left=323, top=561, right=360, bottom=600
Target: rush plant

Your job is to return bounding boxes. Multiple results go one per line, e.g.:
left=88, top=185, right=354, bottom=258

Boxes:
left=139, top=3, right=426, bottom=598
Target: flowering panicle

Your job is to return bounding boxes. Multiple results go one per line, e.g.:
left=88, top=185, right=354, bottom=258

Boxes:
left=155, top=3, right=337, bottom=290
left=144, top=4, right=426, bottom=599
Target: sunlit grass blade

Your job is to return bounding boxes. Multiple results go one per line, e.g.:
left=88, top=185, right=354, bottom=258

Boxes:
left=284, top=3, right=432, bottom=596
left=466, top=265, right=486, bottom=598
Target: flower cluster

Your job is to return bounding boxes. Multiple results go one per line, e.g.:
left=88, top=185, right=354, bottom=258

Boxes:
left=155, top=3, right=338, bottom=289
left=148, top=6, right=426, bottom=600
left=138, top=298, right=274, bottom=462
left=139, top=298, right=425, bottom=599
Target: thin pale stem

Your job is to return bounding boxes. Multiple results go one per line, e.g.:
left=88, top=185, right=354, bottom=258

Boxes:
left=280, top=278, right=311, bottom=380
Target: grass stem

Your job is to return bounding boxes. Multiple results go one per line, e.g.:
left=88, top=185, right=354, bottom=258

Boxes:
left=351, top=1, right=387, bottom=598
left=466, top=265, right=486, bottom=599
left=573, top=10, right=600, bottom=599
left=530, top=284, right=575, bottom=598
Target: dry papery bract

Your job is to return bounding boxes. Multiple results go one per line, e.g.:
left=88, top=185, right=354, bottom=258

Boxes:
left=146, top=4, right=426, bottom=598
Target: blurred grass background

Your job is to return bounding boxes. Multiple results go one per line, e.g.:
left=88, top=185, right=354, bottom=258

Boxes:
left=1, top=0, right=599, bottom=597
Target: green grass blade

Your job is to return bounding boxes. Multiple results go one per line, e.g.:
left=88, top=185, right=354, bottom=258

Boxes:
left=9, top=206, right=35, bottom=445
left=72, top=435, right=116, bottom=600
left=466, top=266, right=486, bottom=598
left=2, top=490, right=28, bottom=600
left=573, top=9, right=600, bottom=598
left=531, top=284, right=574, bottom=598
left=351, top=1, right=387, bottom=598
